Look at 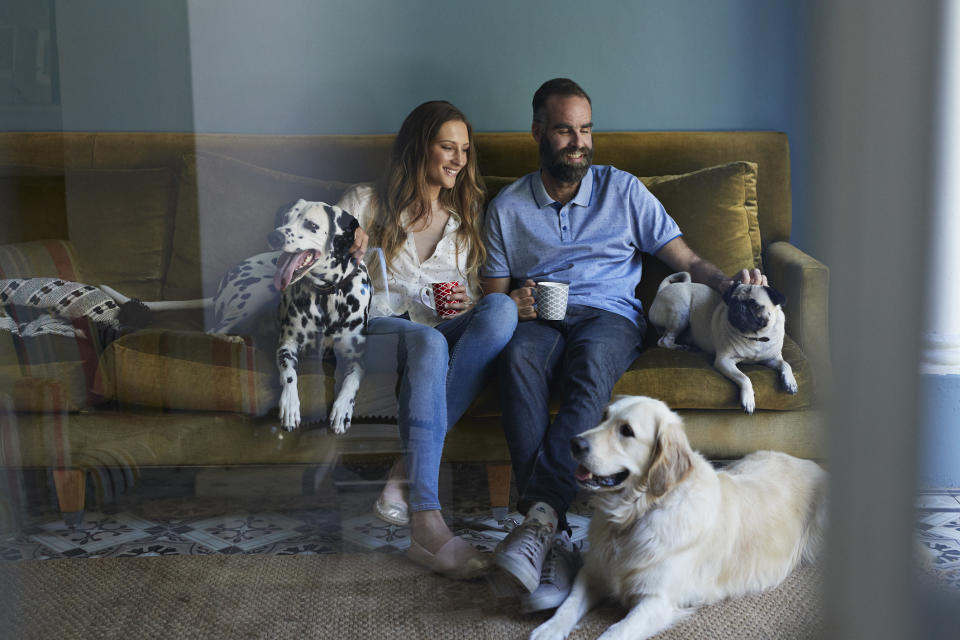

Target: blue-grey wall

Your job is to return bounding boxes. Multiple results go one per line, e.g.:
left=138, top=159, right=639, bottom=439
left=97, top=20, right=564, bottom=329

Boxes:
left=2, top=1, right=194, bottom=133
left=920, top=374, right=960, bottom=488
left=183, top=0, right=806, bottom=135
left=1, top=0, right=813, bottom=251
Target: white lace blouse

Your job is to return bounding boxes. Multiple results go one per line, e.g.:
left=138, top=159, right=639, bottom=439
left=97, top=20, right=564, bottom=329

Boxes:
left=336, top=184, right=482, bottom=327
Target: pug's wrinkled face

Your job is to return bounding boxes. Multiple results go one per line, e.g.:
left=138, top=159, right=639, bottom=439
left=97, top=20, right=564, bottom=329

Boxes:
left=722, top=283, right=786, bottom=334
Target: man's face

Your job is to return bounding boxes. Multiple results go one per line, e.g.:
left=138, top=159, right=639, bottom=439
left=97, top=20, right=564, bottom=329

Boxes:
left=533, top=95, right=594, bottom=184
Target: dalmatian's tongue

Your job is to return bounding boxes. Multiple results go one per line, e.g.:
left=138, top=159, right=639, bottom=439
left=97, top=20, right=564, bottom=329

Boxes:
left=274, top=250, right=316, bottom=291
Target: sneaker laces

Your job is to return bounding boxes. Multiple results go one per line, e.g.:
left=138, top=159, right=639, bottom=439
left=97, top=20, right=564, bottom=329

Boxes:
left=540, top=536, right=572, bottom=586
left=513, top=521, right=553, bottom=568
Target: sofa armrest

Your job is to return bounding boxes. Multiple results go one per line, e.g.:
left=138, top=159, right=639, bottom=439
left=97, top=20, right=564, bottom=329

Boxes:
left=764, top=241, right=831, bottom=386
left=0, top=239, right=87, bottom=282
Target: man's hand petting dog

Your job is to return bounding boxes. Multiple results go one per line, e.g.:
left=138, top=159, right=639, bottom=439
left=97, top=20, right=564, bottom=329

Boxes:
left=729, top=267, right=768, bottom=289
left=649, top=270, right=795, bottom=414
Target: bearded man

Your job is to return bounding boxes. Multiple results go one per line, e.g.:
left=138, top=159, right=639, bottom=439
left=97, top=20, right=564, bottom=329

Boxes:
left=480, top=78, right=767, bottom=611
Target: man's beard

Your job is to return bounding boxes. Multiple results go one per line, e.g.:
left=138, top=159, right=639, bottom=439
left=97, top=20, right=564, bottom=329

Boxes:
left=541, top=138, right=593, bottom=184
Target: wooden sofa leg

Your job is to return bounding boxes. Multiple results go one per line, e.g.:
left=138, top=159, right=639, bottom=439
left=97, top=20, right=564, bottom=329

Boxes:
left=53, top=468, right=86, bottom=527
left=486, top=463, right=511, bottom=522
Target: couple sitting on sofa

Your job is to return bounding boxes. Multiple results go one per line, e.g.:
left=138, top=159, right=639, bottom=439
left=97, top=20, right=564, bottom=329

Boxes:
left=343, top=78, right=767, bottom=609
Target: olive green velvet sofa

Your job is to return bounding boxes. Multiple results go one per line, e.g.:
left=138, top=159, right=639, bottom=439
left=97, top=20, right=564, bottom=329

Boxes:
left=0, top=131, right=829, bottom=523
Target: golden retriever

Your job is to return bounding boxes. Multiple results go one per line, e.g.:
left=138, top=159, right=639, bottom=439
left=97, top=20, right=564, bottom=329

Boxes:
left=530, top=395, right=827, bottom=640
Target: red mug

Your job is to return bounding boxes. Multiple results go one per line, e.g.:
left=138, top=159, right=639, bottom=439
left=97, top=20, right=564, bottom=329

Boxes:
left=431, top=281, right=460, bottom=318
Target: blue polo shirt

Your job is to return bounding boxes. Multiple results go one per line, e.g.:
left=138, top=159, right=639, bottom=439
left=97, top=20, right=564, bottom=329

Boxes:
left=482, top=165, right=681, bottom=326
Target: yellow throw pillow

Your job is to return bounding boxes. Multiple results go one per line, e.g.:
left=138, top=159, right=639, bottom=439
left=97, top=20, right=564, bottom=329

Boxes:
left=641, top=161, right=761, bottom=275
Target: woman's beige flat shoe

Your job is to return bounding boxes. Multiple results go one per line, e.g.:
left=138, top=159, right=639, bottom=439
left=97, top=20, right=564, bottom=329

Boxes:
left=407, top=536, right=491, bottom=580
left=374, top=494, right=410, bottom=526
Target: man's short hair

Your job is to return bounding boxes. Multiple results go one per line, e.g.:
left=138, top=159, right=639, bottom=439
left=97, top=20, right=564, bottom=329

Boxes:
left=532, top=78, right=592, bottom=123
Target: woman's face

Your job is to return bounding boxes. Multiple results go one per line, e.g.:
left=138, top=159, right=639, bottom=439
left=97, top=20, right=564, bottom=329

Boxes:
left=424, top=119, right=470, bottom=195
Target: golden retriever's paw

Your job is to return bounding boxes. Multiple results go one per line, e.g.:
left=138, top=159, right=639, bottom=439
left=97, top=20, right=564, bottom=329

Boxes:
left=529, top=619, right=570, bottom=640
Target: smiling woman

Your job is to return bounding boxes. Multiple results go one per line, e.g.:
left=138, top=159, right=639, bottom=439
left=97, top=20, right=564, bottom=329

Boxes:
left=424, top=120, right=470, bottom=197
left=333, top=100, right=518, bottom=580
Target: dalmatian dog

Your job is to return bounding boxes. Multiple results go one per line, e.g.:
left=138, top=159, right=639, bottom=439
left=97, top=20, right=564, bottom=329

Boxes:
left=267, top=199, right=371, bottom=433
left=103, top=199, right=371, bottom=434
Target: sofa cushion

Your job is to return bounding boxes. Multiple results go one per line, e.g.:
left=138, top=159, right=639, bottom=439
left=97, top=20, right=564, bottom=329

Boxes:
left=0, top=167, right=68, bottom=244
left=99, top=331, right=401, bottom=420
left=0, top=340, right=99, bottom=412
left=641, top=161, right=760, bottom=274
left=100, top=330, right=277, bottom=414
left=635, top=161, right=760, bottom=311
left=64, top=168, right=176, bottom=302
left=164, top=152, right=353, bottom=301
left=612, top=336, right=811, bottom=411
left=0, top=239, right=84, bottom=281
left=464, top=336, right=811, bottom=417
left=276, top=360, right=391, bottom=424
left=295, top=359, right=400, bottom=422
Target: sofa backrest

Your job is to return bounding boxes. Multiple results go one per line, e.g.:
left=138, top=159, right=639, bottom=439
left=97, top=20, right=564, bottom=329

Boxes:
left=0, top=131, right=791, bottom=304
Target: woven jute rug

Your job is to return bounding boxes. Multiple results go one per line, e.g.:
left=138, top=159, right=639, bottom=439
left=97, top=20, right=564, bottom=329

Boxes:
left=0, top=553, right=823, bottom=639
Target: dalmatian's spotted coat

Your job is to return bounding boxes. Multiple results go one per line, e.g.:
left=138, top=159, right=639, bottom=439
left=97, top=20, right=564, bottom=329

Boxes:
left=207, top=252, right=284, bottom=336
left=267, top=199, right=371, bottom=433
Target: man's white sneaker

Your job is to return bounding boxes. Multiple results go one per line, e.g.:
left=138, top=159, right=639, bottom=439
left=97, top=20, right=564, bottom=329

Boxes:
left=520, top=533, right=582, bottom=613
left=492, top=519, right=554, bottom=593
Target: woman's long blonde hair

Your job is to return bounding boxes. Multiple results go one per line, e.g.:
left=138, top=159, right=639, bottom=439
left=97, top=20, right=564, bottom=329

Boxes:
left=369, top=101, right=487, bottom=283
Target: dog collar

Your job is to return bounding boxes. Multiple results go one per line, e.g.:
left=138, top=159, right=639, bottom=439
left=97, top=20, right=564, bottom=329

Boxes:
left=313, top=280, right=348, bottom=295
left=312, top=261, right=368, bottom=295
left=746, top=336, right=770, bottom=342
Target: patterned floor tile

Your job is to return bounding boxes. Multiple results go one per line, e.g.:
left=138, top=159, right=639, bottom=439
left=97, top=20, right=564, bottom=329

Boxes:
left=4, top=463, right=960, bottom=594
left=271, top=540, right=341, bottom=556
left=340, top=514, right=411, bottom=551
left=920, top=538, right=960, bottom=569
left=918, top=511, right=960, bottom=527
left=0, top=541, right=57, bottom=561
left=30, top=512, right=156, bottom=554
left=104, top=540, right=216, bottom=558
left=928, top=519, right=960, bottom=540
left=915, top=494, right=960, bottom=510
left=917, top=540, right=960, bottom=577
left=178, top=512, right=306, bottom=551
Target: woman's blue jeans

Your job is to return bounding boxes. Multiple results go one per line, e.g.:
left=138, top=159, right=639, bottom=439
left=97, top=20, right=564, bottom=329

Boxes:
left=364, top=293, right=517, bottom=512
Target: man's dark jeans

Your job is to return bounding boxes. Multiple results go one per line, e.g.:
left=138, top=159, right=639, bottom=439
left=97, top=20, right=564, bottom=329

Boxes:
left=496, top=304, right=645, bottom=526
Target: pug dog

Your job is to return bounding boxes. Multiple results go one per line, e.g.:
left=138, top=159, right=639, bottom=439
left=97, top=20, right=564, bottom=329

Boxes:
left=648, top=271, right=797, bottom=414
